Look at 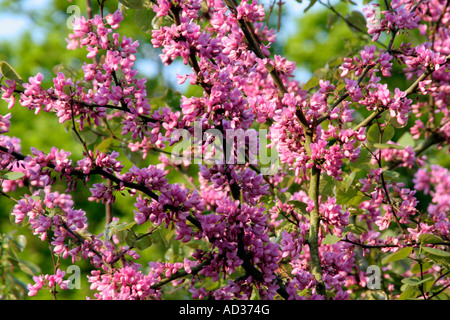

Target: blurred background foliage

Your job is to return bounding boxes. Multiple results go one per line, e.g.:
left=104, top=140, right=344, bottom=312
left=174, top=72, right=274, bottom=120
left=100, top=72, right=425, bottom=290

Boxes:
left=0, top=0, right=448, bottom=299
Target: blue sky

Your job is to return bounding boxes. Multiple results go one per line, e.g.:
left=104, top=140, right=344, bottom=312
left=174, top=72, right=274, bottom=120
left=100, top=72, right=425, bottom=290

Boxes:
left=0, top=0, right=329, bottom=86
left=0, top=0, right=51, bottom=41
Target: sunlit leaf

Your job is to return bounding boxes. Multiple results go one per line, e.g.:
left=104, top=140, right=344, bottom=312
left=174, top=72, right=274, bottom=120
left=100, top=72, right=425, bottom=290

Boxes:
left=401, top=275, right=434, bottom=287
left=303, top=76, right=319, bottom=90
left=304, top=0, right=317, bottom=12
left=422, top=247, right=450, bottom=257
left=95, top=137, right=114, bottom=154
left=1, top=172, right=25, bottom=181
left=105, top=220, right=119, bottom=241
left=382, top=247, right=412, bottom=264
left=0, top=61, right=23, bottom=84
left=134, top=233, right=153, bottom=250
left=118, top=0, right=151, bottom=9
left=134, top=8, right=155, bottom=34
left=322, top=234, right=341, bottom=245
left=373, top=143, right=404, bottom=150
left=345, top=10, right=367, bottom=33
left=418, top=234, right=443, bottom=244
left=411, top=261, right=433, bottom=274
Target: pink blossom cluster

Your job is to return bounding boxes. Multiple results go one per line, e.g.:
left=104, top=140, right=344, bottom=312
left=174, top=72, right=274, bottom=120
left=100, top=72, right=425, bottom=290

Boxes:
left=339, top=45, right=414, bottom=125
left=0, top=0, right=449, bottom=301
left=318, top=197, right=350, bottom=237
left=375, top=142, right=426, bottom=168
left=413, top=165, right=450, bottom=238
left=363, top=0, right=420, bottom=42
left=190, top=198, right=282, bottom=299
left=87, top=257, right=202, bottom=300
left=27, top=269, right=69, bottom=297
left=87, top=265, right=160, bottom=300
left=363, top=0, right=450, bottom=146
left=0, top=135, right=21, bottom=171
left=282, top=236, right=358, bottom=299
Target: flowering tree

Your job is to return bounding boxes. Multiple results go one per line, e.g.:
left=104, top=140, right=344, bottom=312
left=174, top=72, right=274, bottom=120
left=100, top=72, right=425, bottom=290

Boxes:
left=0, top=0, right=449, bottom=300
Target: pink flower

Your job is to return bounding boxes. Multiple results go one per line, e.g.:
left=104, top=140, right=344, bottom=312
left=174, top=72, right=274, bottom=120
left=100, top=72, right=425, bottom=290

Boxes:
left=105, top=10, right=123, bottom=29
left=1, top=79, right=16, bottom=109
left=0, top=113, right=11, bottom=133
left=153, top=0, right=172, bottom=17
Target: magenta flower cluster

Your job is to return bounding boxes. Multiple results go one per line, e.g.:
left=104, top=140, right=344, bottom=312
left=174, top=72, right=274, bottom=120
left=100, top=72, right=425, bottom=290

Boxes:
left=0, top=0, right=449, bottom=300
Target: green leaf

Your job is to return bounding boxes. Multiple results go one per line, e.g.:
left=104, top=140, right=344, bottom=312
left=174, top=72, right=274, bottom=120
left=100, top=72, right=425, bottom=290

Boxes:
left=314, top=66, right=328, bottom=79
left=343, top=223, right=367, bottom=236
left=428, top=256, right=450, bottom=270
left=401, top=275, right=434, bottom=287
left=287, top=200, right=308, bottom=212
left=345, top=11, right=367, bottom=33
left=118, top=0, right=150, bottom=9
left=349, top=148, right=370, bottom=172
left=367, top=124, right=380, bottom=144
left=48, top=206, right=65, bottom=218
left=149, top=229, right=169, bottom=247
left=134, top=8, right=156, bottom=34
left=290, top=202, right=311, bottom=219
left=134, top=233, right=153, bottom=250
left=434, top=292, right=450, bottom=300
left=327, top=57, right=343, bottom=68
left=105, top=220, right=119, bottom=241
left=399, top=286, right=419, bottom=300
left=29, top=195, right=41, bottom=203
left=71, top=128, right=98, bottom=146
left=125, top=231, right=137, bottom=246
left=115, top=221, right=137, bottom=232
left=95, top=137, right=113, bottom=154
left=373, top=143, right=405, bottom=150
left=422, top=247, right=450, bottom=257
left=82, top=130, right=98, bottom=145
left=382, top=247, right=412, bottom=265
left=302, top=76, right=319, bottom=90
left=62, top=84, right=72, bottom=96
left=122, top=143, right=145, bottom=165
left=367, top=124, right=395, bottom=144
left=337, top=172, right=356, bottom=192
left=319, top=174, right=335, bottom=199
left=0, top=61, right=23, bottom=84
left=38, top=189, right=46, bottom=201
left=383, top=170, right=400, bottom=179
left=304, top=0, right=317, bottom=12
left=17, top=259, right=40, bottom=276
left=12, top=235, right=27, bottom=252
left=411, top=261, right=433, bottom=274
left=335, top=82, right=346, bottom=93
left=1, top=172, right=25, bottom=181
left=277, top=191, right=292, bottom=204
left=336, top=186, right=358, bottom=206
left=418, top=233, right=443, bottom=244
left=397, top=132, right=415, bottom=148
left=322, top=234, right=341, bottom=245
left=327, top=13, right=339, bottom=29
left=116, top=229, right=128, bottom=243
left=383, top=124, right=395, bottom=142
